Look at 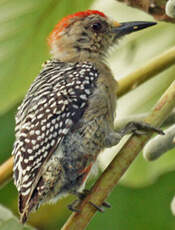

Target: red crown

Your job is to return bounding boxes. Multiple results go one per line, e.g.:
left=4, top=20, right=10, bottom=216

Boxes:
left=48, top=10, right=106, bottom=46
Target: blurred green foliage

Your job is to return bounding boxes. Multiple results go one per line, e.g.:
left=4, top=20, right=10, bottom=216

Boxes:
left=87, top=171, right=175, bottom=230
left=0, top=0, right=94, bottom=114
left=0, top=0, right=175, bottom=229
left=0, top=205, right=35, bottom=230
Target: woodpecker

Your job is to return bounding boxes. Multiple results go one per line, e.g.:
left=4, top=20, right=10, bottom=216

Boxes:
left=12, top=10, right=158, bottom=223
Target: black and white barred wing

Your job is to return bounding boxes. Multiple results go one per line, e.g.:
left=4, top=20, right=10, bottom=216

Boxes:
left=12, top=60, right=98, bottom=204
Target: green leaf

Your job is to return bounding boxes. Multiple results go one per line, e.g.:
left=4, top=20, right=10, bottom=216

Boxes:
left=0, top=0, right=94, bottom=115
left=0, top=205, right=36, bottom=230
left=0, top=106, right=16, bottom=163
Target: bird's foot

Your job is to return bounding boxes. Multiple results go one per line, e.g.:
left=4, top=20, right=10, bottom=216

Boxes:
left=119, top=121, right=164, bottom=136
left=68, top=189, right=111, bottom=213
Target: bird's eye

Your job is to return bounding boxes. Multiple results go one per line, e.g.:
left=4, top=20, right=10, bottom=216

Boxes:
left=91, top=22, right=103, bottom=32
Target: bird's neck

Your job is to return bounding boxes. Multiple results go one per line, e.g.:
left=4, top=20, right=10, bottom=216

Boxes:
left=50, top=44, right=105, bottom=63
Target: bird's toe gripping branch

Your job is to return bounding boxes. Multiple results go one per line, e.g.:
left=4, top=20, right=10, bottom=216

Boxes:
left=68, top=189, right=111, bottom=213
left=117, top=121, right=164, bottom=137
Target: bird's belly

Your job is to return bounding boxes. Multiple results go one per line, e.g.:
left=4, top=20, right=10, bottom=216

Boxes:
left=40, top=123, right=102, bottom=203
left=58, top=126, right=103, bottom=191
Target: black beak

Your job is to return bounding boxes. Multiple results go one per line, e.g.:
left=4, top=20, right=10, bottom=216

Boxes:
left=112, top=21, right=157, bottom=39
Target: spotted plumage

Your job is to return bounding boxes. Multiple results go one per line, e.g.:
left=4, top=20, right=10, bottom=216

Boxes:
left=13, top=60, right=99, bottom=220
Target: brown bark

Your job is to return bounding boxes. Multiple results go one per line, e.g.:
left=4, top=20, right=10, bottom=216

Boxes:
left=117, top=0, right=175, bottom=22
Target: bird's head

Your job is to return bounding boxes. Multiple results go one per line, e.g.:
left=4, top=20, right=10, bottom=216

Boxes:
left=48, top=10, right=156, bottom=62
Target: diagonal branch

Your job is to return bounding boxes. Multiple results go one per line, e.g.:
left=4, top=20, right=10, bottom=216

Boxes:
left=117, top=46, right=175, bottom=97
left=61, top=81, right=175, bottom=230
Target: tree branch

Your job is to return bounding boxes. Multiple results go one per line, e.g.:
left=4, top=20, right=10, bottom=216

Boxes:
left=61, top=81, right=175, bottom=230
left=0, top=157, right=13, bottom=188
left=117, top=46, right=175, bottom=97
left=117, top=0, right=175, bottom=22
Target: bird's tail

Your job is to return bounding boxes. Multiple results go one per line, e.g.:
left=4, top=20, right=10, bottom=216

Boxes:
left=20, top=211, right=28, bottom=224
left=19, top=193, right=36, bottom=224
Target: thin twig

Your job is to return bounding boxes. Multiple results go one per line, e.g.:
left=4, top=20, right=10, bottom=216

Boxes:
left=61, top=81, right=175, bottom=230
left=117, top=46, right=175, bottom=97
